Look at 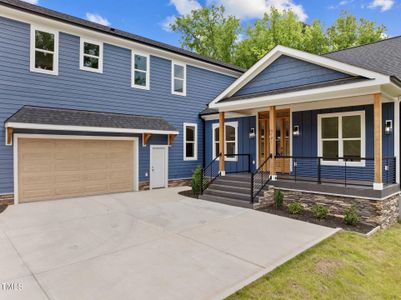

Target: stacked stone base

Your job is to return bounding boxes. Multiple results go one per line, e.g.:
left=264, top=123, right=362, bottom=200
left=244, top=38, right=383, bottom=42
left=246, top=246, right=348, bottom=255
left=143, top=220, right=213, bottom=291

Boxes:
left=0, top=194, right=14, bottom=205
left=139, top=179, right=191, bottom=191
left=261, top=186, right=400, bottom=228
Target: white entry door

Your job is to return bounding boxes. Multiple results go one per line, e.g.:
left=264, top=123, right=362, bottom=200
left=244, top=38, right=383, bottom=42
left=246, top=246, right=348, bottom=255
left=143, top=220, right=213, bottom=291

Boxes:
left=150, top=145, right=168, bottom=189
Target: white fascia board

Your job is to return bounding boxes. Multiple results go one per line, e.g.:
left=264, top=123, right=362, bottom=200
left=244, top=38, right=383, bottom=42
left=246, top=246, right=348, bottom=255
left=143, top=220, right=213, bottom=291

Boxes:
left=211, top=79, right=387, bottom=111
left=209, top=45, right=391, bottom=106
left=5, top=122, right=179, bottom=135
left=0, top=5, right=242, bottom=78
left=201, top=112, right=251, bottom=120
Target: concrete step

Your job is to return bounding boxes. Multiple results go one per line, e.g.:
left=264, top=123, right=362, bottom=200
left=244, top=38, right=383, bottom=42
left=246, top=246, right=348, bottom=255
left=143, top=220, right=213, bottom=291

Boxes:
left=216, top=175, right=252, bottom=184
left=208, top=184, right=251, bottom=195
left=199, top=194, right=253, bottom=208
left=213, top=178, right=251, bottom=188
left=203, top=189, right=251, bottom=202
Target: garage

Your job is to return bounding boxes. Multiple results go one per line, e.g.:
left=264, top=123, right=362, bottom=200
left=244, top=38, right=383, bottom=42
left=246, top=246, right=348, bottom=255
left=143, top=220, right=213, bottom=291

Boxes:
left=17, top=137, right=136, bottom=203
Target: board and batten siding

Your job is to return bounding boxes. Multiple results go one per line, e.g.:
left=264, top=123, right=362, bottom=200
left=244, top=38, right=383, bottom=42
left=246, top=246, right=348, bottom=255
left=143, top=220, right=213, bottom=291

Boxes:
left=0, top=16, right=237, bottom=194
left=234, top=55, right=351, bottom=97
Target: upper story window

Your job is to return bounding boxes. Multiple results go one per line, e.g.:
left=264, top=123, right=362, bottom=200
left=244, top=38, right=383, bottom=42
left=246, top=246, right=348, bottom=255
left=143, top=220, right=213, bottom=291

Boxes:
left=172, top=62, right=186, bottom=96
left=183, top=123, right=197, bottom=160
left=132, top=51, right=150, bottom=89
left=318, top=111, right=365, bottom=166
left=30, top=26, right=59, bottom=75
left=212, top=122, right=238, bottom=161
left=80, top=39, right=103, bottom=73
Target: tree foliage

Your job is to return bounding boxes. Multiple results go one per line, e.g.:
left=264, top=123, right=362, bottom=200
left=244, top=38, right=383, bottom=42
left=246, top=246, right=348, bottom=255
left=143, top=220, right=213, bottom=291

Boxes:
left=170, top=7, right=387, bottom=69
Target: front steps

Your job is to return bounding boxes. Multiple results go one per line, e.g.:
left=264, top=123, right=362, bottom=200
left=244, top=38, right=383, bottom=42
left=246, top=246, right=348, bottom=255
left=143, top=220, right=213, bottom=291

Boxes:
left=199, top=173, right=264, bottom=209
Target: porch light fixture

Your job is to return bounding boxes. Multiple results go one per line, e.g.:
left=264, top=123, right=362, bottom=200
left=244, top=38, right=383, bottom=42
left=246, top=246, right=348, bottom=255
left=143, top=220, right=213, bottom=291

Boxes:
left=249, top=128, right=256, bottom=138
left=385, top=120, right=392, bottom=134
left=293, top=125, right=300, bottom=136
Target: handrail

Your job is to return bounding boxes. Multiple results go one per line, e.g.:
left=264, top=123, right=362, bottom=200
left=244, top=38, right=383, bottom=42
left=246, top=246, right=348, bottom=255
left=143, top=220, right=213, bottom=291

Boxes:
left=200, top=153, right=221, bottom=194
left=250, top=154, right=272, bottom=203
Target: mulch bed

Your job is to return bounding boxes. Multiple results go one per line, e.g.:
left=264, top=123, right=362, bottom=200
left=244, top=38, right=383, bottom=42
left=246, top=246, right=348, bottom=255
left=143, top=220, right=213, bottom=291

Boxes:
left=259, top=206, right=375, bottom=234
left=178, top=189, right=199, bottom=199
left=0, top=205, right=7, bottom=214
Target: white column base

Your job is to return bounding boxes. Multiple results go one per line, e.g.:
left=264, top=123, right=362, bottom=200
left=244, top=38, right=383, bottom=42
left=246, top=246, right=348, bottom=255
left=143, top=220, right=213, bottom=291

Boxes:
left=373, top=182, right=384, bottom=190
left=220, top=171, right=226, bottom=176
left=270, top=175, right=277, bottom=181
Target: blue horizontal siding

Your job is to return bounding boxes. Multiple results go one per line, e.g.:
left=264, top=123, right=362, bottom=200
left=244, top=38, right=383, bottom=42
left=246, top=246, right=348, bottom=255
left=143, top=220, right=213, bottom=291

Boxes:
left=0, top=16, right=237, bottom=193
left=234, top=55, right=351, bottom=97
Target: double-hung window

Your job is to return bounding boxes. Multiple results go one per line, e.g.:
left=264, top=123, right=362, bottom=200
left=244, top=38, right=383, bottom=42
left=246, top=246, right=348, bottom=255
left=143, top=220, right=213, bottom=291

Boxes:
left=80, top=39, right=103, bottom=73
left=212, top=122, right=238, bottom=161
left=318, top=111, right=365, bottom=166
left=132, top=52, right=150, bottom=89
left=183, top=123, right=197, bottom=160
left=172, top=62, right=186, bottom=96
left=30, top=26, right=58, bottom=75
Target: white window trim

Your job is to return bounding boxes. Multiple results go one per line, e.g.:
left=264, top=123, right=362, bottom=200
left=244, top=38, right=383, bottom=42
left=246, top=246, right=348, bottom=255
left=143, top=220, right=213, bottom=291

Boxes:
left=80, top=38, right=103, bottom=73
left=30, top=25, right=59, bottom=75
left=132, top=51, right=150, bottom=90
left=171, top=61, right=186, bottom=96
left=317, top=110, right=366, bottom=167
left=183, top=123, right=198, bottom=161
left=212, top=121, right=238, bottom=162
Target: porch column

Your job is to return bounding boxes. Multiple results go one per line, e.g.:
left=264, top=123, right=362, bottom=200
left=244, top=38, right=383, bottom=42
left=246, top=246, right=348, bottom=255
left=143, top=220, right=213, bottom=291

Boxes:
left=374, top=93, right=383, bottom=190
left=219, top=112, right=225, bottom=176
left=269, top=106, right=277, bottom=180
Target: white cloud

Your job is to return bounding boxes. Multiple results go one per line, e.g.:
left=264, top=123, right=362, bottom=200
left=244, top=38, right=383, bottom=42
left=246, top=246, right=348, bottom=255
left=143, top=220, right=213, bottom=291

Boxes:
left=169, top=0, right=202, bottom=15
left=85, top=13, right=111, bottom=26
left=207, top=0, right=308, bottom=22
left=21, top=0, right=39, bottom=4
left=162, top=15, right=177, bottom=32
left=368, top=0, right=394, bottom=11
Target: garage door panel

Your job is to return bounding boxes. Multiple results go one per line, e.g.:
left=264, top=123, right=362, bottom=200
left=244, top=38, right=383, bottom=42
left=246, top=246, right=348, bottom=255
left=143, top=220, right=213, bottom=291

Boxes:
left=18, top=138, right=135, bottom=203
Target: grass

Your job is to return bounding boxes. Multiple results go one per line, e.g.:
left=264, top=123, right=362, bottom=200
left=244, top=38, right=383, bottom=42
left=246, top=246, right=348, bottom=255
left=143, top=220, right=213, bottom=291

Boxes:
left=228, top=222, right=401, bottom=300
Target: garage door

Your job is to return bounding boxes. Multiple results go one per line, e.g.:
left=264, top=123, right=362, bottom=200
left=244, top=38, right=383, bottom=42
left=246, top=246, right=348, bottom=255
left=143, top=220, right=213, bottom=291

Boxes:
left=18, top=138, right=135, bottom=203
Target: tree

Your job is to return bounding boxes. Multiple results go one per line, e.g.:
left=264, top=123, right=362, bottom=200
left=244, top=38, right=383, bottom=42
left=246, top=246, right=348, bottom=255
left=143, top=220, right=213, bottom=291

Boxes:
left=327, top=11, right=385, bottom=51
left=170, top=5, right=240, bottom=64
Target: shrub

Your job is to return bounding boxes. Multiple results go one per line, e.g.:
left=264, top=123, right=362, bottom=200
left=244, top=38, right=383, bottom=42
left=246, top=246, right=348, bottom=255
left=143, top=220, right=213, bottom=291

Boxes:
left=313, top=205, right=329, bottom=219
left=288, top=202, right=304, bottom=214
left=191, top=166, right=202, bottom=196
left=344, top=206, right=359, bottom=225
left=275, top=191, right=283, bottom=209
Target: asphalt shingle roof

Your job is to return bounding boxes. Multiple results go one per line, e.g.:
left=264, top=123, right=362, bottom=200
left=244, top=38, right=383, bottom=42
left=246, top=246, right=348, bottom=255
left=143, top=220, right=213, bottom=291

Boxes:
left=0, top=0, right=245, bottom=74
left=6, top=106, right=177, bottom=132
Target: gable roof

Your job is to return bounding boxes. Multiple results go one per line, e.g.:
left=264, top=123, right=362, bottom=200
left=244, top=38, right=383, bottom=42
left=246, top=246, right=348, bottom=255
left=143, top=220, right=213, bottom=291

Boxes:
left=0, top=0, right=245, bottom=74
left=6, top=106, right=178, bottom=134
left=324, top=36, right=401, bottom=80
left=209, top=45, right=392, bottom=108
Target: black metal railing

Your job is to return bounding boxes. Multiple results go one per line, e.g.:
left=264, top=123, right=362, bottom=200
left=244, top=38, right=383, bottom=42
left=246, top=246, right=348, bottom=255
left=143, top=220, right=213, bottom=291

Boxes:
left=224, top=154, right=252, bottom=174
left=274, top=155, right=396, bottom=187
left=250, top=154, right=272, bottom=203
left=200, top=153, right=221, bottom=194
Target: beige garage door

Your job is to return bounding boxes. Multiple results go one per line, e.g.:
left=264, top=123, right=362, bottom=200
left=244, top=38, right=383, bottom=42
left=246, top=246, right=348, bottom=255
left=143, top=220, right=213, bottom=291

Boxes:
left=18, top=138, right=135, bottom=203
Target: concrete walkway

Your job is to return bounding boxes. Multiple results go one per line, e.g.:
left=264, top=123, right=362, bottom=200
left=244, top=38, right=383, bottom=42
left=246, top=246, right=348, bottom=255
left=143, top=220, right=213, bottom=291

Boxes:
left=0, top=187, right=338, bottom=300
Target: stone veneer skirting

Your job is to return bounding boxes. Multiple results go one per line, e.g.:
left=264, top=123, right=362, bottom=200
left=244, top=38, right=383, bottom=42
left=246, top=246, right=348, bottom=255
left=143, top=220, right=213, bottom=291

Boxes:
left=0, top=194, right=14, bottom=205
left=261, top=186, right=400, bottom=228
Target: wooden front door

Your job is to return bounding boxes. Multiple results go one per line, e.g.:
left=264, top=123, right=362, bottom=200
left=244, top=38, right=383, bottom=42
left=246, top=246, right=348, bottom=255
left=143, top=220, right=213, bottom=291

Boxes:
left=258, top=110, right=290, bottom=173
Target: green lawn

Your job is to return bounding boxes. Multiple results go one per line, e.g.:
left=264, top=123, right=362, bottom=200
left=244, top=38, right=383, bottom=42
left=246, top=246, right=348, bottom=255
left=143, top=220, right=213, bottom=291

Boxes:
left=228, top=223, right=401, bottom=300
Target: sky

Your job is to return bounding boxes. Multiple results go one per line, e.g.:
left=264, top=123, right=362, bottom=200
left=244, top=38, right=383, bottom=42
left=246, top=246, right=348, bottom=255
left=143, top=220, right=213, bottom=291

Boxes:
left=22, top=0, right=401, bottom=47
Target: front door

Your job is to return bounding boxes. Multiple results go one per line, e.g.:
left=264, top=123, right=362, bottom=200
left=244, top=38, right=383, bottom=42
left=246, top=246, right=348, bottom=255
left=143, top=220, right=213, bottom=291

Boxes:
left=150, top=146, right=168, bottom=189
left=258, top=110, right=290, bottom=173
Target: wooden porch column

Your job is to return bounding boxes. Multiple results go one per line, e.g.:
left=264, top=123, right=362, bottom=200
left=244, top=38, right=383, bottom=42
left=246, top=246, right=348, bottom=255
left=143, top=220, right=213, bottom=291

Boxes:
left=374, top=93, right=383, bottom=190
left=219, top=112, right=225, bottom=175
left=269, top=106, right=277, bottom=180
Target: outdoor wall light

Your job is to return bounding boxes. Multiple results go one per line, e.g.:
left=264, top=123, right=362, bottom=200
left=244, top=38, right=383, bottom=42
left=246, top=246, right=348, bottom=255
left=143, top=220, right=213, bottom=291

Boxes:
left=385, top=120, right=392, bottom=134
left=249, top=128, right=256, bottom=138
left=293, top=125, right=300, bottom=136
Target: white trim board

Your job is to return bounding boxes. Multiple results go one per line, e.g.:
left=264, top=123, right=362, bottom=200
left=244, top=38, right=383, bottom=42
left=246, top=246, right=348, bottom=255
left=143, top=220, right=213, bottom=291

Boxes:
left=210, top=45, right=391, bottom=108
left=150, top=145, right=169, bottom=189
left=0, top=5, right=242, bottom=78
left=13, top=134, right=139, bottom=205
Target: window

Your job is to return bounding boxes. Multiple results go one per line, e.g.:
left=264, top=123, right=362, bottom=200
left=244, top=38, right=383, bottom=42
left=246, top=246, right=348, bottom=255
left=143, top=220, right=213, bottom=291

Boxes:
left=212, top=122, right=238, bottom=161
left=318, top=111, right=365, bottom=166
left=30, top=26, right=58, bottom=75
left=172, top=62, right=186, bottom=96
left=80, top=39, right=103, bottom=73
left=183, top=123, right=197, bottom=160
left=132, top=52, right=150, bottom=89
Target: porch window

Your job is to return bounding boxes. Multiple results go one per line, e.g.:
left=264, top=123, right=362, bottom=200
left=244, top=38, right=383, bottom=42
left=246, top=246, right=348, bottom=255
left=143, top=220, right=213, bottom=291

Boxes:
left=30, top=27, right=58, bottom=75
left=318, top=111, right=365, bottom=166
left=212, top=122, right=238, bottom=161
left=183, top=123, right=197, bottom=160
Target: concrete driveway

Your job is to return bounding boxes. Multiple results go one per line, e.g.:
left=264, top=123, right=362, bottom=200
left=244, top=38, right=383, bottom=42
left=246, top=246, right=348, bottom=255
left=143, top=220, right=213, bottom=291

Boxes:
left=0, top=187, right=338, bottom=300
